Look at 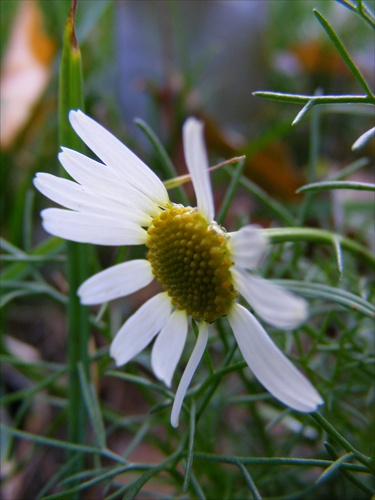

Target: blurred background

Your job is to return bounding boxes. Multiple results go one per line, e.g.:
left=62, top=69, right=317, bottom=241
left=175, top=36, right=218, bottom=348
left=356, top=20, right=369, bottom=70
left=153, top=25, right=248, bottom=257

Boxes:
left=1, top=0, right=374, bottom=221
left=1, top=1, right=374, bottom=498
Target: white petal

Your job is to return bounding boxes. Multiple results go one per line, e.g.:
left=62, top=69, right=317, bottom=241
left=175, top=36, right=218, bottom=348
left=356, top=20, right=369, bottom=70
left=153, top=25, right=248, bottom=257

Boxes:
left=228, top=225, right=268, bottom=270
left=170, top=321, right=208, bottom=428
left=78, top=260, right=154, bottom=305
left=59, top=148, right=161, bottom=217
left=41, top=208, right=147, bottom=246
left=228, top=304, right=323, bottom=412
left=151, top=310, right=188, bottom=387
left=68, top=110, right=169, bottom=206
left=182, top=118, right=214, bottom=221
left=232, top=267, right=308, bottom=329
left=110, top=292, right=172, bottom=366
left=34, top=173, right=151, bottom=226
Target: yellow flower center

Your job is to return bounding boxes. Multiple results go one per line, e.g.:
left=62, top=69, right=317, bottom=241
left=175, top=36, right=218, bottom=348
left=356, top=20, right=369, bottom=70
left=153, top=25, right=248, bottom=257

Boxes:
left=146, top=205, right=237, bottom=322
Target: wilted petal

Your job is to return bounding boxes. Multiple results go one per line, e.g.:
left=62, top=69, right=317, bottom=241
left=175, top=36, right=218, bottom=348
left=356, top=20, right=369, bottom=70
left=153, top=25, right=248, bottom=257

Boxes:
left=69, top=110, right=169, bottom=206
left=170, top=321, right=209, bottom=428
left=110, top=292, right=172, bottom=367
left=232, top=267, right=308, bottom=329
left=183, top=118, right=214, bottom=222
left=228, top=225, right=268, bottom=270
left=151, top=310, right=188, bottom=387
left=78, top=260, right=154, bottom=305
left=228, top=303, right=323, bottom=412
left=41, top=208, right=147, bottom=246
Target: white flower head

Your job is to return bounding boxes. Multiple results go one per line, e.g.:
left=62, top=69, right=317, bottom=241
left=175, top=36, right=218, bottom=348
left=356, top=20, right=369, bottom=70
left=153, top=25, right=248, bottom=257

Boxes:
left=34, top=110, right=323, bottom=427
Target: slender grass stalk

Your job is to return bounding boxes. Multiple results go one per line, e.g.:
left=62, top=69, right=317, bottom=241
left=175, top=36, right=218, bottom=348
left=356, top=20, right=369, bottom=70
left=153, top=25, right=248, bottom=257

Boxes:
left=233, top=170, right=296, bottom=226
left=183, top=399, right=196, bottom=492
left=134, top=118, right=189, bottom=205
left=216, top=159, right=245, bottom=224
left=298, top=93, right=321, bottom=225
left=58, top=0, right=90, bottom=492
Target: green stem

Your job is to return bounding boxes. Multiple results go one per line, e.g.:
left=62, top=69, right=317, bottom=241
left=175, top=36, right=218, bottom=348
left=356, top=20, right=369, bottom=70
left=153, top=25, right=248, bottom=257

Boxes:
left=311, top=412, right=374, bottom=472
left=298, top=93, right=321, bottom=225
left=58, top=0, right=90, bottom=493
left=261, top=227, right=374, bottom=266
left=216, top=159, right=245, bottom=224
left=324, top=442, right=374, bottom=495
left=234, top=171, right=296, bottom=226
left=134, top=118, right=189, bottom=206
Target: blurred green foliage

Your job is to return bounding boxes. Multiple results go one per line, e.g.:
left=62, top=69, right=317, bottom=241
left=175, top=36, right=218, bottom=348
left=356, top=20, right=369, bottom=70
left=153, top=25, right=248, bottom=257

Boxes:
left=0, top=1, right=374, bottom=498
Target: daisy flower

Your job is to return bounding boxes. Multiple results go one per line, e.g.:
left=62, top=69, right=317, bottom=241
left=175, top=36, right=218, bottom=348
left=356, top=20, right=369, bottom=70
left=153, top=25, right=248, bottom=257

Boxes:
left=34, top=110, right=323, bottom=427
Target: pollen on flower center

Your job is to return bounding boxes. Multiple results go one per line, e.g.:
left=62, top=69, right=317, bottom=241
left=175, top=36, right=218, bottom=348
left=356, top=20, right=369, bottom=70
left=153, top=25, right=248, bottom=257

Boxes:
left=146, top=205, right=238, bottom=322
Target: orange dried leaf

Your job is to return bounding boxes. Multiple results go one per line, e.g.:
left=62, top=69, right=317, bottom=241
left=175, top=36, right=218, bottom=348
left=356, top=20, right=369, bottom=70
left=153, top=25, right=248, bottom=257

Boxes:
left=0, top=0, right=56, bottom=149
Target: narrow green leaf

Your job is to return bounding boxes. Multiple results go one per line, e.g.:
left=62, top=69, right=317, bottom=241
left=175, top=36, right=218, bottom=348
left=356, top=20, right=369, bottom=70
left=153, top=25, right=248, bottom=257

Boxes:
left=124, top=467, right=166, bottom=499
left=324, top=442, right=374, bottom=495
left=315, top=453, right=355, bottom=485
left=0, top=281, right=66, bottom=308
left=106, top=371, right=174, bottom=399
left=78, top=362, right=106, bottom=449
left=297, top=180, right=375, bottom=193
left=44, top=465, right=133, bottom=500
left=313, top=9, right=374, bottom=97
left=0, top=237, right=64, bottom=282
left=190, top=451, right=367, bottom=472
left=0, top=423, right=100, bottom=455
left=311, top=412, right=373, bottom=472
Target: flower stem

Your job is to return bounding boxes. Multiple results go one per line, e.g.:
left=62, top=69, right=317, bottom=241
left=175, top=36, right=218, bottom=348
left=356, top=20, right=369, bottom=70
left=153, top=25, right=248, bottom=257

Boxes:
left=262, top=227, right=374, bottom=266
left=298, top=91, right=321, bottom=225
left=59, top=0, right=90, bottom=492
left=216, top=159, right=245, bottom=224
left=311, top=412, right=374, bottom=473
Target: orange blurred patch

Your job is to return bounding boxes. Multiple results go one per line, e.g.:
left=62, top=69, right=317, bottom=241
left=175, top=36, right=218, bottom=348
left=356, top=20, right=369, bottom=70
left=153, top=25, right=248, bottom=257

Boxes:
left=0, top=0, right=56, bottom=149
left=291, top=38, right=349, bottom=76
left=203, top=116, right=304, bottom=200
left=247, top=142, right=304, bottom=199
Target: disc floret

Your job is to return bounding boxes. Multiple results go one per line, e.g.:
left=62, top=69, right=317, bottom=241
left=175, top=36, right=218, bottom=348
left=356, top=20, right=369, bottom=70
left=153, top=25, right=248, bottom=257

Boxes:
left=146, top=205, right=237, bottom=322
